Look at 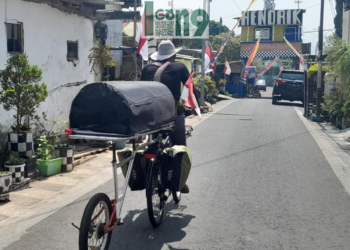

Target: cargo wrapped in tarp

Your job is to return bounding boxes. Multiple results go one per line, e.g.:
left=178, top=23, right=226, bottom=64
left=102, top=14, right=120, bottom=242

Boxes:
left=69, top=81, right=176, bottom=136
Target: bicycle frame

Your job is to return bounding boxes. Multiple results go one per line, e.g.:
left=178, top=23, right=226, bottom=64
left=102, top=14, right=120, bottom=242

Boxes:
left=68, top=124, right=174, bottom=232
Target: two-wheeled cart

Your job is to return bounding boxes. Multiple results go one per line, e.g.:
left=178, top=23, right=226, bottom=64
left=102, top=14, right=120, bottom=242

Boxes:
left=67, top=123, right=182, bottom=250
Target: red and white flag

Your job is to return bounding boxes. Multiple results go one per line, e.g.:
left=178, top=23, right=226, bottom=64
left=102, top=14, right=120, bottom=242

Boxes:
left=223, top=57, right=231, bottom=75
left=180, top=72, right=201, bottom=119
left=205, top=44, right=215, bottom=73
left=135, top=12, right=148, bottom=61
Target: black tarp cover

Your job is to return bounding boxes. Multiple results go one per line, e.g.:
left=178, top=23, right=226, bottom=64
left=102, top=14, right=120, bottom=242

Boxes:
left=69, top=81, right=176, bottom=135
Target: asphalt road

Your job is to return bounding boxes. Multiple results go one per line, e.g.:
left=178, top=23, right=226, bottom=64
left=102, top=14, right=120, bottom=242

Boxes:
left=5, top=87, right=350, bottom=250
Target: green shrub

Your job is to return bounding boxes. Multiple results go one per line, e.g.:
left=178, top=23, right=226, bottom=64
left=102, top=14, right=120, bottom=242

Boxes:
left=5, top=152, right=26, bottom=165
left=0, top=54, right=48, bottom=133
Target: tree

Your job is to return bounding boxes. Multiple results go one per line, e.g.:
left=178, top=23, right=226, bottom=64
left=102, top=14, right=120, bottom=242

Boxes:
left=179, top=21, right=231, bottom=49
left=334, top=0, right=344, bottom=38
left=0, top=54, right=48, bottom=133
left=210, top=33, right=241, bottom=63
left=209, top=20, right=230, bottom=37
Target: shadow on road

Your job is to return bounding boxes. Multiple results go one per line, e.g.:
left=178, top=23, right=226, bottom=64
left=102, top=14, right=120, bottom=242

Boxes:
left=274, top=102, right=303, bottom=107
left=110, top=203, right=195, bottom=250
left=245, top=97, right=272, bottom=100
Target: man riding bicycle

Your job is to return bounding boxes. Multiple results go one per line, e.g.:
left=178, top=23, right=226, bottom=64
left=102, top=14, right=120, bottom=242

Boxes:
left=141, top=40, right=195, bottom=194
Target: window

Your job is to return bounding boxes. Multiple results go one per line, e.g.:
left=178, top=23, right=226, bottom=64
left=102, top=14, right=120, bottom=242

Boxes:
left=255, top=28, right=270, bottom=40
left=6, top=23, right=23, bottom=53
left=280, top=73, right=304, bottom=81
left=67, top=41, right=78, bottom=60
left=284, top=27, right=298, bottom=42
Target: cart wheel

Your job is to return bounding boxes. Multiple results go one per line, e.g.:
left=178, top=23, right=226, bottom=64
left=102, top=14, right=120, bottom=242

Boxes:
left=79, top=193, right=112, bottom=250
left=146, top=164, right=165, bottom=228
left=172, top=190, right=181, bottom=203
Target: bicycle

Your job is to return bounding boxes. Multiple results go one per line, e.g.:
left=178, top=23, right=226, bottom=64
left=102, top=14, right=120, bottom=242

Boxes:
left=66, top=123, right=192, bottom=250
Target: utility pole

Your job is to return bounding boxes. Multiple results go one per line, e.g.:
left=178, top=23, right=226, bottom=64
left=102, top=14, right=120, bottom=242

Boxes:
left=134, top=0, right=138, bottom=80
left=200, top=0, right=208, bottom=106
left=315, top=0, right=324, bottom=121
left=295, top=0, right=302, bottom=10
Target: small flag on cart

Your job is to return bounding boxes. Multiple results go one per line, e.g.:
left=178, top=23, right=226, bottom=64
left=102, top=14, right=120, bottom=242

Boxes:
left=180, top=72, right=201, bottom=119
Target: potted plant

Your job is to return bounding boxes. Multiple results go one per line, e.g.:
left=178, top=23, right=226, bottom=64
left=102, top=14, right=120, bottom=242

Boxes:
left=0, top=171, right=12, bottom=201
left=0, top=54, right=48, bottom=158
left=36, top=137, right=62, bottom=176
left=4, top=152, right=26, bottom=184
left=88, top=40, right=116, bottom=81
left=55, top=142, right=75, bottom=172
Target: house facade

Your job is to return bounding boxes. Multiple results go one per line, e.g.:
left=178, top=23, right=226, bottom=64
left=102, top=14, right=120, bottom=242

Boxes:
left=0, top=0, right=137, bottom=133
left=240, top=9, right=306, bottom=69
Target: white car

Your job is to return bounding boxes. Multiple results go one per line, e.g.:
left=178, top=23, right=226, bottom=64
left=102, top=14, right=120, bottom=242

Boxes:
left=256, top=79, right=266, bottom=91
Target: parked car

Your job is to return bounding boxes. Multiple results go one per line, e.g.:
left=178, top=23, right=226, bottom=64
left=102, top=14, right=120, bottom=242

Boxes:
left=255, top=79, right=266, bottom=91
left=272, top=70, right=304, bottom=105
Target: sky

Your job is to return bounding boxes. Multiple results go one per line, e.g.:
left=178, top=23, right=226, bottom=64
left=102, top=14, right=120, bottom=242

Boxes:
left=139, top=0, right=336, bottom=53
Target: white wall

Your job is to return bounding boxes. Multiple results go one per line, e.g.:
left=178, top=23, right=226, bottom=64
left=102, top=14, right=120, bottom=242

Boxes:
left=0, top=0, right=95, bottom=130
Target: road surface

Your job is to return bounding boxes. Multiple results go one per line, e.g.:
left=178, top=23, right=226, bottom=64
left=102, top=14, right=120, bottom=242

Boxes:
left=5, top=88, right=350, bottom=250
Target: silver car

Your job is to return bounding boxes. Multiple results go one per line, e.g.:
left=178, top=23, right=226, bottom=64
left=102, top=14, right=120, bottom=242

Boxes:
left=256, top=79, right=266, bottom=91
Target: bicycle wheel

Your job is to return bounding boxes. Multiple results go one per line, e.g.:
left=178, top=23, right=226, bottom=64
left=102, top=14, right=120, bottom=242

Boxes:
left=79, top=193, right=112, bottom=250
left=146, top=163, right=165, bottom=228
left=172, top=190, right=181, bottom=203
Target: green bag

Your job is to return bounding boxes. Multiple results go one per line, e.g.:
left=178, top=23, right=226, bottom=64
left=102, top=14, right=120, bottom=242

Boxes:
left=161, top=145, right=192, bottom=191
left=117, top=149, right=146, bottom=191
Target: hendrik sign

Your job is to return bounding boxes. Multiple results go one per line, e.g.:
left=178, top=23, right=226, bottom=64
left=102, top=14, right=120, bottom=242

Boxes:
left=240, top=9, right=305, bottom=26
left=144, top=1, right=209, bottom=39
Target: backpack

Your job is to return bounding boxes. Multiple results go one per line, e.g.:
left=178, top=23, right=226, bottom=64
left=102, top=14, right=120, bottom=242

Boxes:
left=117, top=149, right=147, bottom=191
left=160, top=145, right=192, bottom=191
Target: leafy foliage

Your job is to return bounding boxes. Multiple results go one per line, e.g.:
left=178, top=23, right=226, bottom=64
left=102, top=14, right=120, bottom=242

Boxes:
left=323, top=90, right=346, bottom=119
left=88, top=40, right=116, bottom=81
left=0, top=54, right=48, bottom=133
left=36, top=137, right=55, bottom=161
left=219, top=79, right=227, bottom=86
left=209, top=20, right=230, bottom=37
left=193, top=76, right=219, bottom=95
left=225, top=91, right=233, bottom=97
left=326, top=36, right=350, bottom=92
left=5, top=152, right=26, bottom=165
left=323, top=36, right=350, bottom=119
left=179, top=21, right=232, bottom=50
left=210, top=33, right=241, bottom=63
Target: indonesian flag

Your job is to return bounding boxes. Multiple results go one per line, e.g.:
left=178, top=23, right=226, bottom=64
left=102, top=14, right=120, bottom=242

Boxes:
left=205, top=44, right=215, bottom=73
left=180, top=72, right=201, bottom=119
left=135, top=11, right=148, bottom=61
left=224, top=57, right=231, bottom=75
